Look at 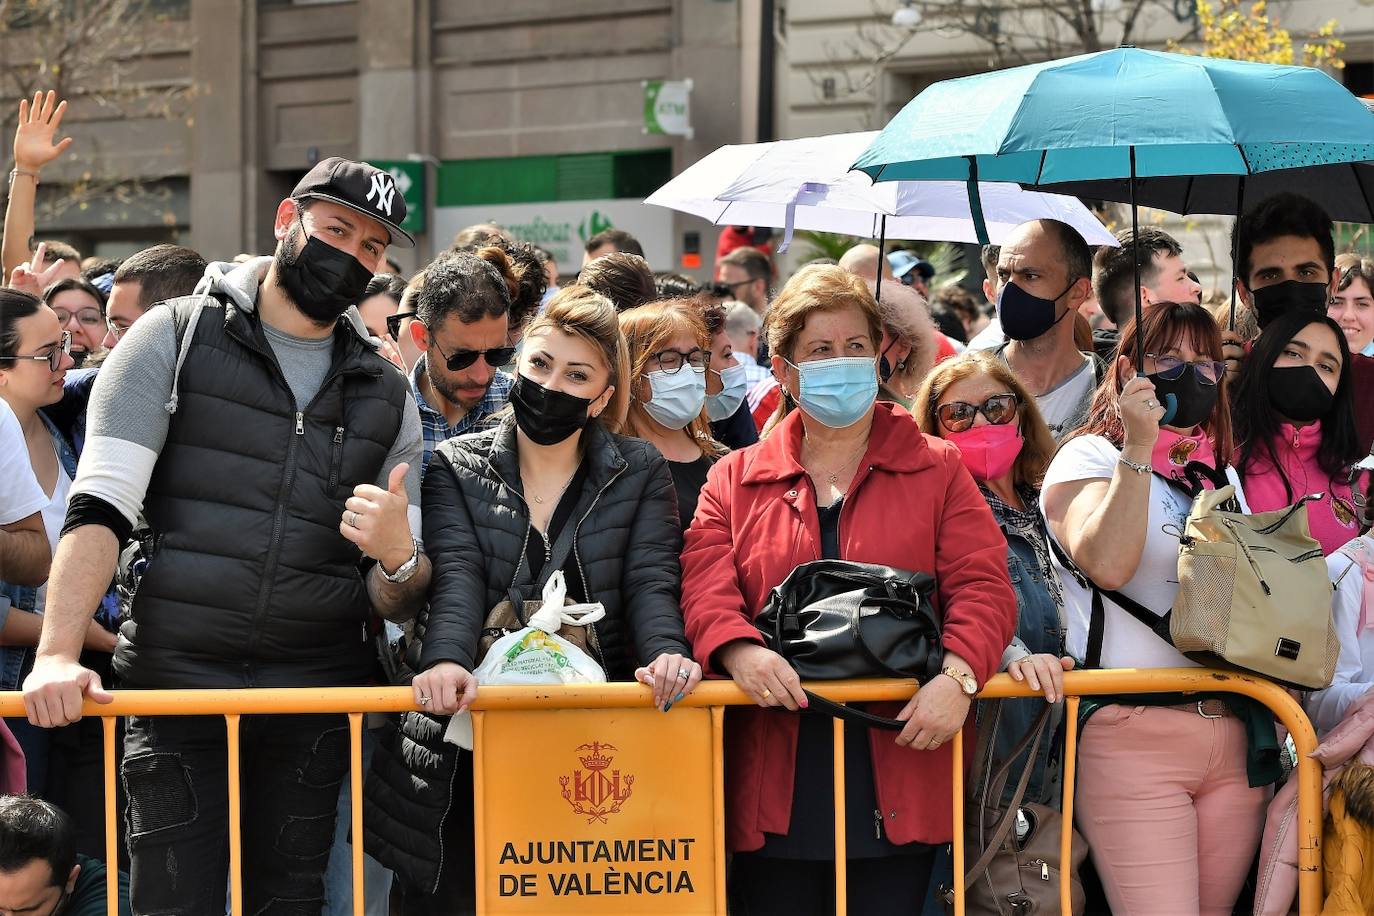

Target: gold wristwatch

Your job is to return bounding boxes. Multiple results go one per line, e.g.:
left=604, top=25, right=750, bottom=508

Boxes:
left=940, top=667, right=978, bottom=696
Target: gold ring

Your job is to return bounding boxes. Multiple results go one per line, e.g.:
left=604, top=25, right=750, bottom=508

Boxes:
left=761, top=689, right=772, bottom=698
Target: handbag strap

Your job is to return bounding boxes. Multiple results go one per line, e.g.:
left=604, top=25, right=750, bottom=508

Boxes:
left=960, top=706, right=1054, bottom=892
left=802, top=690, right=904, bottom=731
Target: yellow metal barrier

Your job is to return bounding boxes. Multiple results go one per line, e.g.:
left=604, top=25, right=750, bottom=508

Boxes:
left=0, top=668, right=1323, bottom=915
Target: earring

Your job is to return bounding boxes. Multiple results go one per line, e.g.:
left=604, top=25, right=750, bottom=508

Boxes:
left=896, top=360, right=906, bottom=371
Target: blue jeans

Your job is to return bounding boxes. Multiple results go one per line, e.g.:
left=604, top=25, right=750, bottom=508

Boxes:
left=322, top=727, right=393, bottom=915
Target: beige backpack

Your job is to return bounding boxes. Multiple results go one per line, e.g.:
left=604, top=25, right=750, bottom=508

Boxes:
left=1170, top=486, right=1339, bottom=690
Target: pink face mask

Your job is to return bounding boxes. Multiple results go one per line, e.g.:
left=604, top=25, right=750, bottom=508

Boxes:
left=1151, top=428, right=1215, bottom=483
left=947, top=423, right=1024, bottom=482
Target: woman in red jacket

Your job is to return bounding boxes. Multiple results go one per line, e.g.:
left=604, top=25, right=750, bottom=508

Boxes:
left=680, top=264, right=1016, bottom=915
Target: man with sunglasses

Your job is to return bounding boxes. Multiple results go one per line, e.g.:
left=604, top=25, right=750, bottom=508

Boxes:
left=404, top=250, right=516, bottom=477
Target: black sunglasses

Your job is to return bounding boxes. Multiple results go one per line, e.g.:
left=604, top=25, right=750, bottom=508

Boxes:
left=384, top=311, right=415, bottom=340
left=428, top=330, right=515, bottom=372
left=937, top=393, right=1020, bottom=433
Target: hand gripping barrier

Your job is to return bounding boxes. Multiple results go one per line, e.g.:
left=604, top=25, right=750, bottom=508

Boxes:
left=0, top=668, right=1323, bottom=915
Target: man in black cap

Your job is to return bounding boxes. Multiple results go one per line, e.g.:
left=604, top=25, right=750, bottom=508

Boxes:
left=21, top=158, right=427, bottom=911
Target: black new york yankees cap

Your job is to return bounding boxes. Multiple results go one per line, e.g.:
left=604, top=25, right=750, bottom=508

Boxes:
left=291, top=157, right=415, bottom=249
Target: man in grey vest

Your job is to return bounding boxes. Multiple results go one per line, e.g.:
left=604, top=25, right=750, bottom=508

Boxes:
left=21, top=158, right=427, bottom=912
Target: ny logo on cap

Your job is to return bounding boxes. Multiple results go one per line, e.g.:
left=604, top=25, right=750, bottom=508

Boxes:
left=366, top=173, right=397, bottom=216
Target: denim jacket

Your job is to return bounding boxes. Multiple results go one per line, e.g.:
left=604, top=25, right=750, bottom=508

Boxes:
left=976, top=490, right=1068, bottom=807
left=0, top=414, right=77, bottom=691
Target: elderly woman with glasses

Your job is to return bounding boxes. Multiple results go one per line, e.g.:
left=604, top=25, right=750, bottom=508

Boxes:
left=914, top=351, right=1071, bottom=805
left=681, top=264, right=1014, bottom=915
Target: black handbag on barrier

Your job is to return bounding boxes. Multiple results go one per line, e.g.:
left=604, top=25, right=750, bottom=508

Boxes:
left=755, top=559, right=943, bottom=730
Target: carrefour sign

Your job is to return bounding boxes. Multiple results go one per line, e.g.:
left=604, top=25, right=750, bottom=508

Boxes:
left=435, top=200, right=674, bottom=270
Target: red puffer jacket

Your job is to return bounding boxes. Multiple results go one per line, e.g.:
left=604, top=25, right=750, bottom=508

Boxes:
left=681, top=402, right=1016, bottom=851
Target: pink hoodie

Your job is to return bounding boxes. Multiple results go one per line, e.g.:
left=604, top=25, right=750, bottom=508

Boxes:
left=1242, top=421, right=1358, bottom=556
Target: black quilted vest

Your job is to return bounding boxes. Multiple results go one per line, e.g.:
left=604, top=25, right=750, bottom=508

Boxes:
left=113, top=297, right=407, bottom=688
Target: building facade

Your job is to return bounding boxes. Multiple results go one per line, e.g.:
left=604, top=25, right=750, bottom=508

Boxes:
left=8, top=0, right=1371, bottom=284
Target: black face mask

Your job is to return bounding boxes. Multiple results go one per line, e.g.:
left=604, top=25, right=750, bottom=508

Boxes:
left=1250, top=279, right=1330, bottom=330
left=275, top=220, right=375, bottom=325
left=1267, top=364, right=1335, bottom=423
left=510, top=374, right=596, bottom=446
left=996, top=278, right=1076, bottom=341
left=1147, top=368, right=1218, bottom=430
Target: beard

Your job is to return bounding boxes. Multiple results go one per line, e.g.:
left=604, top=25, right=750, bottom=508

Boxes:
left=273, top=224, right=358, bottom=327
left=429, top=366, right=490, bottom=411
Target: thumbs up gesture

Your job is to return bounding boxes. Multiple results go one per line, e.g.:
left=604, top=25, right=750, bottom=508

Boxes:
left=341, top=461, right=417, bottom=574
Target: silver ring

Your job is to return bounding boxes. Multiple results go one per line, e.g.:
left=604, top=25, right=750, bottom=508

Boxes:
left=1147, top=399, right=1156, bottom=409
left=347, top=510, right=359, bottom=528
left=418, top=695, right=431, bottom=705
left=676, top=669, right=690, bottom=680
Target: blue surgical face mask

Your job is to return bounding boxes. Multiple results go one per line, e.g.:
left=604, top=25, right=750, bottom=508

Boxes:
left=642, top=366, right=707, bottom=430
left=706, top=359, right=749, bottom=421
left=785, top=355, right=878, bottom=429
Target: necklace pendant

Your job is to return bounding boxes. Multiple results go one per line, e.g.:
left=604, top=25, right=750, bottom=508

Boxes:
left=827, top=473, right=839, bottom=485
left=533, top=495, right=544, bottom=504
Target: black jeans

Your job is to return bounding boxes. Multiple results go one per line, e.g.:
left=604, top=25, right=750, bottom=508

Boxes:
left=730, top=849, right=937, bottom=916
left=122, top=713, right=349, bottom=916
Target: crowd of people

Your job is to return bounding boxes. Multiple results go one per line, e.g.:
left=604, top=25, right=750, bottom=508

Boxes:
left=0, top=88, right=1372, bottom=915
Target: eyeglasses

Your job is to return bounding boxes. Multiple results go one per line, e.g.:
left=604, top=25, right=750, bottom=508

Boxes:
left=1145, top=353, right=1226, bottom=386
left=106, top=317, right=131, bottom=341
left=428, top=330, right=515, bottom=372
left=936, top=393, right=1020, bottom=433
left=385, top=311, right=416, bottom=340
left=712, top=278, right=756, bottom=295
left=0, top=331, right=71, bottom=372
left=53, top=306, right=103, bottom=328
left=650, top=348, right=708, bottom=374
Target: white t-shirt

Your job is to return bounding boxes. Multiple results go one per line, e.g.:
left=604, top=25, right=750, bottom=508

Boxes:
left=1034, top=354, right=1096, bottom=440
left=1040, top=434, right=1198, bottom=670
left=0, top=399, right=46, bottom=526
left=32, top=458, right=72, bottom=615
left=1308, top=536, right=1374, bottom=734
left=968, top=316, right=1005, bottom=351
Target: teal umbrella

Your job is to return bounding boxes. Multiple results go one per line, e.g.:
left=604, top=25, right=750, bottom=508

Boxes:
left=853, top=48, right=1374, bottom=388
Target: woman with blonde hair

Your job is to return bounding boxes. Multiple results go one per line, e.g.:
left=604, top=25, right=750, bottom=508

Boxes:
left=366, top=285, right=701, bottom=911
left=915, top=351, right=1071, bottom=803
left=682, top=264, right=1014, bottom=913
left=619, top=299, right=727, bottom=530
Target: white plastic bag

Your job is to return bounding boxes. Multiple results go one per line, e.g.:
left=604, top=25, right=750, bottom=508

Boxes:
left=444, top=571, right=606, bottom=749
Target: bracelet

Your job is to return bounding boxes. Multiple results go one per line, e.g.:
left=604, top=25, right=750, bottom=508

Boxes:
left=1118, top=454, right=1150, bottom=475
left=7, top=169, right=38, bottom=188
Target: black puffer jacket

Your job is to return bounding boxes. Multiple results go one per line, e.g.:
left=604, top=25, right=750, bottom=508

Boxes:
left=365, top=415, right=693, bottom=892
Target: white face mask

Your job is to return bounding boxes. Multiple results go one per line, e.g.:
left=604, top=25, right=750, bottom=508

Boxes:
left=642, top=366, right=707, bottom=430
left=706, top=358, right=749, bottom=421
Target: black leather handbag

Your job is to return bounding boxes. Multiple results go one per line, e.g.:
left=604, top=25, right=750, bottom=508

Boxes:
left=755, top=559, right=943, bottom=730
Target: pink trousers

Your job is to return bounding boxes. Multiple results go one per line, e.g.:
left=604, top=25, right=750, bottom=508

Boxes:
left=1075, top=705, right=1268, bottom=916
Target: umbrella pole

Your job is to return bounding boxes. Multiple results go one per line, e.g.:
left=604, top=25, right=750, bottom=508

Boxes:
left=875, top=215, right=888, bottom=302
left=1229, top=176, right=1245, bottom=331
left=1130, top=147, right=1144, bottom=375
left=965, top=155, right=990, bottom=246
